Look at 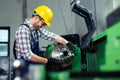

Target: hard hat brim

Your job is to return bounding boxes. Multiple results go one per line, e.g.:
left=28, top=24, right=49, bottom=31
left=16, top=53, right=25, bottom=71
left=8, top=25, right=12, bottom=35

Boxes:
left=45, top=21, right=51, bottom=27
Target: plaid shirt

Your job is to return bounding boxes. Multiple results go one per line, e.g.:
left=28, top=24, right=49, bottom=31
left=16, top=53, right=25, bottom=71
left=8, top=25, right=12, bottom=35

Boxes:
left=15, top=19, right=58, bottom=60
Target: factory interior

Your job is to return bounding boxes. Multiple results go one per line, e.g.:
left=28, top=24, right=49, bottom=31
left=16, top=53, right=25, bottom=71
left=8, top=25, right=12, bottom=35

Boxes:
left=0, top=0, right=120, bottom=80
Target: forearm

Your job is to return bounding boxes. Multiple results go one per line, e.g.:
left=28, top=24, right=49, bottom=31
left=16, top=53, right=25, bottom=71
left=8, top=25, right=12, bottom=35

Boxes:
left=30, top=54, right=48, bottom=64
left=55, top=35, right=68, bottom=46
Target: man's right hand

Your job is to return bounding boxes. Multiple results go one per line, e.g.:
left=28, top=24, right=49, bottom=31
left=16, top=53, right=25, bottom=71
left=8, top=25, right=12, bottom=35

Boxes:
left=66, top=42, right=75, bottom=51
left=47, top=58, right=62, bottom=66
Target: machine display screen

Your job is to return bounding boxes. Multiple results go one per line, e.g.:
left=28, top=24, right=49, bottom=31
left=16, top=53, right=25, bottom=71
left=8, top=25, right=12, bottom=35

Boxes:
left=0, top=30, right=8, bottom=42
left=0, top=29, right=9, bottom=57
left=0, top=44, right=8, bottom=56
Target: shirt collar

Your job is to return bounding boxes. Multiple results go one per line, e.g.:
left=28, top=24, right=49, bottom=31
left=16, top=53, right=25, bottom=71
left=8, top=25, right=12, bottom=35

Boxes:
left=24, top=18, right=35, bottom=31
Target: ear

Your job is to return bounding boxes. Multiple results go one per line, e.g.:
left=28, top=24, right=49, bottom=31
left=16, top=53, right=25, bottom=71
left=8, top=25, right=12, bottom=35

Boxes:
left=37, top=16, right=41, bottom=21
left=34, top=16, right=38, bottom=20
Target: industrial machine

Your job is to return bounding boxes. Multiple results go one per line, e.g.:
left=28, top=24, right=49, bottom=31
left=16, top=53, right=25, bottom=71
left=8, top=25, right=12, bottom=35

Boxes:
left=13, top=0, right=120, bottom=80
left=46, top=34, right=81, bottom=71
left=46, top=1, right=120, bottom=80
left=86, top=6, right=120, bottom=72
left=46, top=0, right=96, bottom=71
left=45, top=35, right=81, bottom=80
left=45, top=0, right=97, bottom=80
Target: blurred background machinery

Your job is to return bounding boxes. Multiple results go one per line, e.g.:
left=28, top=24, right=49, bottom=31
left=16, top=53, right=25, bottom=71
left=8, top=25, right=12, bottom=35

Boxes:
left=86, top=6, right=120, bottom=72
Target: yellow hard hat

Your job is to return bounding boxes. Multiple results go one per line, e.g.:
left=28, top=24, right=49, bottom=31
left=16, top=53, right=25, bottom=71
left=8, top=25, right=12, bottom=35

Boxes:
left=34, top=5, right=53, bottom=27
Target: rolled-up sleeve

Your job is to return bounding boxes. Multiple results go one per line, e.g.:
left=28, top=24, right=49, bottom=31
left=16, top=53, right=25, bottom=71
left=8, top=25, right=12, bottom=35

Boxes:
left=39, top=28, right=58, bottom=41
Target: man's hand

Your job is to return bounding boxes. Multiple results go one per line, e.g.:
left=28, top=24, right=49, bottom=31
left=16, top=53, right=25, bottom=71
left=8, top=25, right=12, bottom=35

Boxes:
left=47, top=58, right=63, bottom=66
left=66, top=42, right=74, bottom=51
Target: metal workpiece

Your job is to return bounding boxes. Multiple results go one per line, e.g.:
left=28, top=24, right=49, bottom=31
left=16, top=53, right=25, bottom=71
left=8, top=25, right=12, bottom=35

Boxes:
left=51, top=45, right=74, bottom=59
left=46, top=42, right=81, bottom=72
left=50, top=44, right=75, bottom=67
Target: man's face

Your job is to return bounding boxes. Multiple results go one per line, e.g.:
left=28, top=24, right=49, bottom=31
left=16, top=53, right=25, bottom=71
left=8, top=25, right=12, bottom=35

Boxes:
left=34, top=16, right=46, bottom=30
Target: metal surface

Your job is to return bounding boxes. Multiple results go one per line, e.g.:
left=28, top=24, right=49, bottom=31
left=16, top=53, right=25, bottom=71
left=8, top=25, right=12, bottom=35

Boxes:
left=50, top=44, right=75, bottom=67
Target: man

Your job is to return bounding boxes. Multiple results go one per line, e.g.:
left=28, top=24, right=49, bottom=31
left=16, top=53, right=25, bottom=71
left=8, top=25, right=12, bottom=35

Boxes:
left=13, top=5, right=74, bottom=78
